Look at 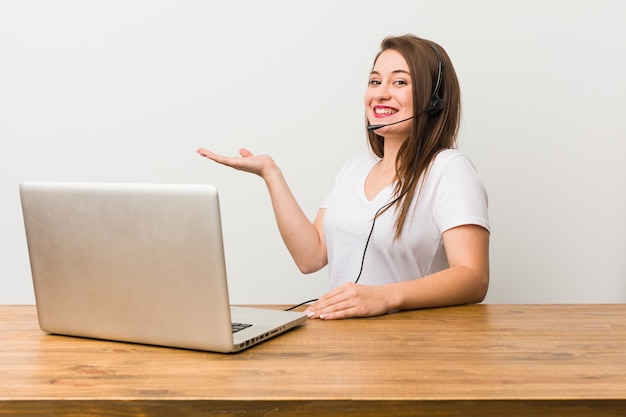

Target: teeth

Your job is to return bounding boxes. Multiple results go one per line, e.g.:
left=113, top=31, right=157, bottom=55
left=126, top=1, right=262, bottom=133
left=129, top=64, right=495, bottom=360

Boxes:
left=374, top=108, right=397, bottom=115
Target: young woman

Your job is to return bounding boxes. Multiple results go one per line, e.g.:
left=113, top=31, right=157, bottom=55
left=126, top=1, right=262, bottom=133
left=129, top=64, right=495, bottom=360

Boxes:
left=198, top=34, right=490, bottom=320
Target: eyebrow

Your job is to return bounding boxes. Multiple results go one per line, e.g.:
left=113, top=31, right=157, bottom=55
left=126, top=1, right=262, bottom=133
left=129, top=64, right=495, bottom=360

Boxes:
left=369, top=69, right=411, bottom=76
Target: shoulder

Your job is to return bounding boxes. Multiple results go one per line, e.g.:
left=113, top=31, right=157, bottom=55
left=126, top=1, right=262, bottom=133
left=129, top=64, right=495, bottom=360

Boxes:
left=425, top=149, right=487, bottom=198
left=432, top=148, right=472, bottom=168
left=428, top=149, right=481, bottom=179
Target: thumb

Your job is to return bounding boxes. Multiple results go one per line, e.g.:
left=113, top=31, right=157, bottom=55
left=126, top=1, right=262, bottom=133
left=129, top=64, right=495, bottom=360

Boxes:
left=239, top=148, right=254, bottom=158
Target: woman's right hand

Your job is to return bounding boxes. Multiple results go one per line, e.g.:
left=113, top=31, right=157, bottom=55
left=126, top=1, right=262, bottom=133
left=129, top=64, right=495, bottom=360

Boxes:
left=197, top=147, right=276, bottom=179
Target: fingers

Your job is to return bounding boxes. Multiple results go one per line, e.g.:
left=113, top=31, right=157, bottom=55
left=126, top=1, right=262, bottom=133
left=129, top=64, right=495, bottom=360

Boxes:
left=196, top=147, right=214, bottom=158
left=197, top=147, right=246, bottom=168
left=306, top=284, right=360, bottom=320
left=306, top=283, right=391, bottom=320
left=197, top=148, right=230, bottom=164
left=197, top=147, right=253, bottom=164
left=196, top=149, right=230, bottom=166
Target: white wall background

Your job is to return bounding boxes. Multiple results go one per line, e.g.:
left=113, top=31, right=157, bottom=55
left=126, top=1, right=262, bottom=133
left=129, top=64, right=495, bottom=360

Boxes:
left=2, top=1, right=625, bottom=305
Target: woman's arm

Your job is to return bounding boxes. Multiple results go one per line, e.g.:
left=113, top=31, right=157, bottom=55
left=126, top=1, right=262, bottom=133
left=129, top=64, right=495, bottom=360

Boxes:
left=306, top=224, right=489, bottom=319
left=197, top=148, right=328, bottom=273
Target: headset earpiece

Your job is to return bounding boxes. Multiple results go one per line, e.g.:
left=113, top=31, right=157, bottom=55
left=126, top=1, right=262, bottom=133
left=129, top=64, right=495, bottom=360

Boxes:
left=425, top=96, right=445, bottom=115
left=426, top=43, right=445, bottom=116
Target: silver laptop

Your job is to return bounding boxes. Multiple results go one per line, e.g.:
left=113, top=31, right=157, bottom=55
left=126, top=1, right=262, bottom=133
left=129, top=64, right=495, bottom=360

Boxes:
left=19, top=181, right=307, bottom=353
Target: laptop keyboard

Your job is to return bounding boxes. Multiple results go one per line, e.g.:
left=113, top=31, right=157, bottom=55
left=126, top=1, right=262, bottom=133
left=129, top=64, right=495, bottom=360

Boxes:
left=232, top=322, right=253, bottom=333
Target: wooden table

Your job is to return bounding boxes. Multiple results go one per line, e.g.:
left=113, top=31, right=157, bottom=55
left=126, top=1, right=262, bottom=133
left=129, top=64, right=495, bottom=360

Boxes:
left=1, top=304, right=625, bottom=416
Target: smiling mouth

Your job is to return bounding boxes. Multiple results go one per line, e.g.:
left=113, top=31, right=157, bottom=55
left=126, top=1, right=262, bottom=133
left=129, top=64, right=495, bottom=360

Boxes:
left=374, top=107, right=397, bottom=115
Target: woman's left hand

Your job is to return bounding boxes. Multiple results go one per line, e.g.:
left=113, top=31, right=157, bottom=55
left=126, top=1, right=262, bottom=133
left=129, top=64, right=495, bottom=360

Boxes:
left=305, top=282, right=394, bottom=320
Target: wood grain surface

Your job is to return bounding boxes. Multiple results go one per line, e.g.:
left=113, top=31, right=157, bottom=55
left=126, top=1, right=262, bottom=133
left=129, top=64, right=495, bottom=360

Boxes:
left=1, top=304, right=625, bottom=416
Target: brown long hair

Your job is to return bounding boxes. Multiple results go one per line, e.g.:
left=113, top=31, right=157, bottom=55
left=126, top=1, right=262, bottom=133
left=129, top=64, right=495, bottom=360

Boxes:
left=367, top=35, right=461, bottom=238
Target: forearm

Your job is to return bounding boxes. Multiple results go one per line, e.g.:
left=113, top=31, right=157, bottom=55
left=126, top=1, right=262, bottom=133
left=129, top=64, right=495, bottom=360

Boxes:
left=262, top=165, right=327, bottom=273
left=388, top=265, right=489, bottom=311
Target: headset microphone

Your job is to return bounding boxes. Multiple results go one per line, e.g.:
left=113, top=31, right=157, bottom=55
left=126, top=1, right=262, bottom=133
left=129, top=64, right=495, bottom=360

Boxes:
left=367, top=113, right=420, bottom=132
left=367, top=114, right=419, bottom=132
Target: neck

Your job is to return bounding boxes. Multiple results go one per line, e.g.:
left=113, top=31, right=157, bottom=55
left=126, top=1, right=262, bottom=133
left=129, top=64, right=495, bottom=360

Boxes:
left=380, top=139, right=403, bottom=166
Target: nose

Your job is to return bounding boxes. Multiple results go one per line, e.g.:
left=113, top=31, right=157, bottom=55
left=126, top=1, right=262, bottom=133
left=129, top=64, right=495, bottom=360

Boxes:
left=373, top=82, right=392, bottom=101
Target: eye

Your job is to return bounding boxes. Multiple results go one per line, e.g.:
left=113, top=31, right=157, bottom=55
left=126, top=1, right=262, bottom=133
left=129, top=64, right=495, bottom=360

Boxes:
left=393, top=79, right=409, bottom=86
left=368, top=79, right=381, bottom=86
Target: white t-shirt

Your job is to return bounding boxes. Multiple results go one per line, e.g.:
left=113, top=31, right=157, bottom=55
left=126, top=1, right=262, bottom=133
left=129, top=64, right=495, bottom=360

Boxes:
left=321, top=149, right=489, bottom=289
